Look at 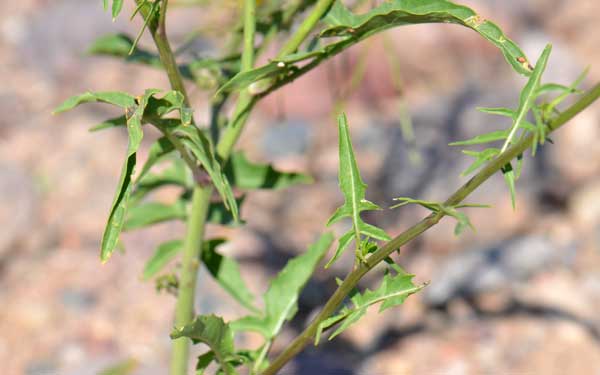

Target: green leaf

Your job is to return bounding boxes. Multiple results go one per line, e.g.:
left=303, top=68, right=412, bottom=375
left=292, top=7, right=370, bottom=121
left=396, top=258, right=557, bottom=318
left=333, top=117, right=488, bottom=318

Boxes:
left=206, top=197, right=245, bottom=227
left=214, top=50, right=320, bottom=96
left=224, top=151, right=312, bottom=190
left=101, top=89, right=159, bottom=262
left=316, top=271, right=424, bottom=344
left=123, top=199, right=187, bottom=231
left=501, top=44, right=552, bottom=152
left=321, top=1, right=532, bottom=76
left=201, top=239, right=259, bottom=313
left=536, top=82, right=581, bottom=96
left=171, top=314, right=236, bottom=375
left=391, top=197, right=487, bottom=236
left=460, top=148, right=500, bottom=176
left=195, top=351, right=216, bottom=375
left=142, top=239, right=183, bottom=280
left=231, top=233, right=334, bottom=339
left=173, top=125, right=238, bottom=221
left=449, top=129, right=508, bottom=146
left=53, top=91, right=135, bottom=114
left=326, top=114, right=390, bottom=267
left=112, top=0, right=124, bottom=20
left=132, top=158, right=192, bottom=203
left=88, top=33, right=163, bottom=68
left=477, top=107, right=516, bottom=117
left=90, top=115, right=127, bottom=132
left=217, top=0, right=532, bottom=96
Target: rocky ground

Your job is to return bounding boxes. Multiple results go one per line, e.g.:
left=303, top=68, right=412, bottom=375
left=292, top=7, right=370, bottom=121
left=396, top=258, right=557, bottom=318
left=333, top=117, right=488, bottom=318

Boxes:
left=1, top=0, right=600, bottom=374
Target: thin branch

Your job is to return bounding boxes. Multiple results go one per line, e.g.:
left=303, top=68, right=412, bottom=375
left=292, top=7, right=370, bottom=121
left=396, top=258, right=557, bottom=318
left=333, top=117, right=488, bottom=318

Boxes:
left=261, top=83, right=600, bottom=375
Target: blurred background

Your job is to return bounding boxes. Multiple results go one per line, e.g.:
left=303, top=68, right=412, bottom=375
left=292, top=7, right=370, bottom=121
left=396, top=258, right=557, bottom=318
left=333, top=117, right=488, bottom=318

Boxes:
left=2, top=0, right=600, bottom=374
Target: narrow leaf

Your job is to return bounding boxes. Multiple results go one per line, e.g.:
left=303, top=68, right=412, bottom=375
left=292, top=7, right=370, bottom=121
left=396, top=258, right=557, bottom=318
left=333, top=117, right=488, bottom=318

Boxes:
left=449, top=129, right=508, bottom=146
left=501, top=44, right=552, bottom=152
left=100, top=89, right=159, bottom=262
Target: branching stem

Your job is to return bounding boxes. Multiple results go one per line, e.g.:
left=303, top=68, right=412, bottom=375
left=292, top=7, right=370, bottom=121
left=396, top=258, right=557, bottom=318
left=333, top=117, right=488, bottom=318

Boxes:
left=261, top=83, right=600, bottom=375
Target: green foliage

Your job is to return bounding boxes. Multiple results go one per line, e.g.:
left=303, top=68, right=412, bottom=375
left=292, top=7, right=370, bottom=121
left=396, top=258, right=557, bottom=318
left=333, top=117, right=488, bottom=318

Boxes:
left=231, top=233, right=334, bottom=339
left=54, top=0, right=600, bottom=374
left=217, top=0, right=531, bottom=96
left=315, top=269, right=424, bottom=344
left=326, top=114, right=390, bottom=267
left=392, top=198, right=489, bottom=235
left=171, top=314, right=237, bottom=375
left=224, top=152, right=313, bottom=190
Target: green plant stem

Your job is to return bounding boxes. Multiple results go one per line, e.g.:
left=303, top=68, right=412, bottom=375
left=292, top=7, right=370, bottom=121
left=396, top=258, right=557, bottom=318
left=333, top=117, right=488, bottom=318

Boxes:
left=261, top=83, right=600, bottom=375
left=216, top=0, right=332, bottom=158
left=170, top=185, right=213, bottom=375
left=277, top=0, right=334, bottom=57
left=216, top=0, right=256, bottom=159
left=134, top=2, right=213, bottom=375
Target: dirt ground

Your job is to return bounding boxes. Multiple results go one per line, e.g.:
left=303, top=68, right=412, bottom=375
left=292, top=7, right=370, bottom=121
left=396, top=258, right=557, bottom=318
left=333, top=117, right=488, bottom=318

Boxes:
left=1, top=0, right=600, bottom=374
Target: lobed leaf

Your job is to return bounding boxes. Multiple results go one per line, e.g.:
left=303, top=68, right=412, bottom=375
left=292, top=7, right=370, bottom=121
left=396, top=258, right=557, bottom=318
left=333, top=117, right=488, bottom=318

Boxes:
left=170, top=314, right=237, bottom=375
left=316, top=271, right=424, bottom=344
left=231, top=233, right=334, bottom=339
left=326, top=114, right=390, bottom=267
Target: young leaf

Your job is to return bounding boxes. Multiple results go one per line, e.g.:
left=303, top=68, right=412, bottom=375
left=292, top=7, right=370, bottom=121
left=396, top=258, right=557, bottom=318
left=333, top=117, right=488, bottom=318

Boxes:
left=53, top=91, right=135, bottom=114
left=142, top=239, right=183, bottom=280
left=316, top=271, right=424, bottom=344
left=391, top=197, right=488, bottom=235
left=101, top=89, right=159, bottom=262
left=224, top=151, right=312, bottom=190
left=326, top=114, right=390, bottom=267
left=501, top=44, right=552, bottom=152
left=460, top=148, right=500, bottom=176
left=231, top=233, right=334, bottom=339
left=201, top=239, right=259, bottom=313
left=170, top=314, right=236, bottom=375
left=449, top=129, right=508, bottom=146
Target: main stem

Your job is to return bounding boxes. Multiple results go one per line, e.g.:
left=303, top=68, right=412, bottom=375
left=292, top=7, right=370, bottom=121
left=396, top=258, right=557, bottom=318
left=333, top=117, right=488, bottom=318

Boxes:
left=170, top=185, right=212, bottom=375
left=261, top=84, right=600, bottom=375
left=134, top=1, right=214, bottom=374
